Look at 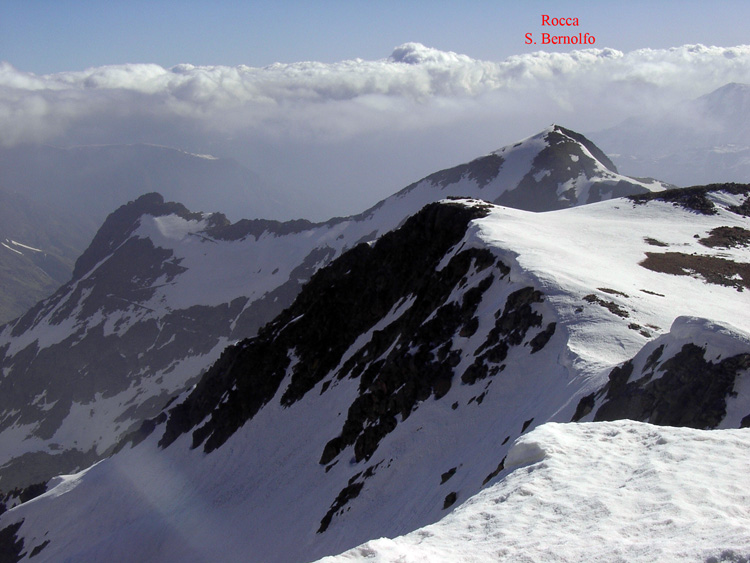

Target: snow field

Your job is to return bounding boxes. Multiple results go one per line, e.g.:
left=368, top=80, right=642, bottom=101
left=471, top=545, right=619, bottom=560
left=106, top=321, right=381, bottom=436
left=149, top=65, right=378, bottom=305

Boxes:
left=473, top=196, right=750, bottom=369
left=318, top=421, right=750, bottom=563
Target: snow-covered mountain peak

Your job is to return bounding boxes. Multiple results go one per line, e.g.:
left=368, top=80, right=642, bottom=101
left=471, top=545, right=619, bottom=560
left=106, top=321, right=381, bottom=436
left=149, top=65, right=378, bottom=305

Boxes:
left=71, top=192, right=210, bottom=280
left=383, top=124, right=667, bottom=215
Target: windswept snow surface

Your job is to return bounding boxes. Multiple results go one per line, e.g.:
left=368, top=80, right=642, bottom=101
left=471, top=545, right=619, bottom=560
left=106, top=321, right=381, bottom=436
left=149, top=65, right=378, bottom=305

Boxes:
left=471, top=195, right=750, bottom=370
left=317, top=421, right=750, bottom=563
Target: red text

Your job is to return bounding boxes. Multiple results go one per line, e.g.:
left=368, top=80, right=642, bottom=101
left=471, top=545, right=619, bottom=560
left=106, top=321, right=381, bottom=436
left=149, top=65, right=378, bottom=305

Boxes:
left=541, top=33, right=595, bottom=45
left=542, top=15, right=579, bottom=26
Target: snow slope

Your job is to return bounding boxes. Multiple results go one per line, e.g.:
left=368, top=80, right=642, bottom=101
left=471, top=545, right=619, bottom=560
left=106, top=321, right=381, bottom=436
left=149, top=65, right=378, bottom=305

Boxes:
left=471, top=185, right=750, bottom=371
left=0, top=184, right=747, bottom=562
left=317, top=421, right=750, bottom=563
left=0, top=125, right=663, bottom=490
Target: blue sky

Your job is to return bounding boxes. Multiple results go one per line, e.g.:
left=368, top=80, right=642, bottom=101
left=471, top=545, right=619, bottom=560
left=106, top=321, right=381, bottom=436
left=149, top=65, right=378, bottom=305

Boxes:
left=2, top=0, right=748, bottom=73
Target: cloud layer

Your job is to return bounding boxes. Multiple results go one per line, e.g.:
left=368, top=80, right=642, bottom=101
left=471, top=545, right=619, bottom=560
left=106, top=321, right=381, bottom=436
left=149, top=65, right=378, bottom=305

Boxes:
left=3, top=43, right=750, bottom=218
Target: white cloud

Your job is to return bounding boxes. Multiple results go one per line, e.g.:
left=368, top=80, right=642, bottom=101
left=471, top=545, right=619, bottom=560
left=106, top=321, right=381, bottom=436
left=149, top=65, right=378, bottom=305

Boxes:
left=2, top=43, right=750, bottom=219
left=4, top=43, right=750, bottom=144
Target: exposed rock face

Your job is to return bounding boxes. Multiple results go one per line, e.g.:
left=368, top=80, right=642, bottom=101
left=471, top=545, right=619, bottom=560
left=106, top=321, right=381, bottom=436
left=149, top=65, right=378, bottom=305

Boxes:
left=594, top=344, right=750, bottom=428
left=629, top=182, right=750, bottom=215
left=316, top=248, right=506, bottom=465
left=158, top=200, right=559, bottom=466
left=0, top=484, right=46, bottom=517
left=0, top=520, right=24, bottom=563
left=144, top=198, right=560, bottom=544
left=579, top=317, right=750, bottom=430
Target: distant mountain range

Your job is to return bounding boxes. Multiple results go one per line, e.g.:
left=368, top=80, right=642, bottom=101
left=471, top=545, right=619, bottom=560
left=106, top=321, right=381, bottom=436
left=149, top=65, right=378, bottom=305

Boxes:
left=593, top=82, right=750, bottom=187
left=3, top=79, right=748, bottom=328
left=0, top=126, right=747, bottom=562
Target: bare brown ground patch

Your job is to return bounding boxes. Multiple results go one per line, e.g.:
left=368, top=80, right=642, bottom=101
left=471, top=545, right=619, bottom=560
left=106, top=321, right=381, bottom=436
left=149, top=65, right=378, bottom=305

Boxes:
left=699, top=226, right=750, bottom=249
left=640, top=252, right=750, bottom=291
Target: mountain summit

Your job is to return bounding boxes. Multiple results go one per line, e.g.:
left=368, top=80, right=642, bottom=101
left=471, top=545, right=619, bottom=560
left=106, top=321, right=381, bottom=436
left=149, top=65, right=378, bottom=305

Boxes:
left=382, top=124, right=665, bottom=213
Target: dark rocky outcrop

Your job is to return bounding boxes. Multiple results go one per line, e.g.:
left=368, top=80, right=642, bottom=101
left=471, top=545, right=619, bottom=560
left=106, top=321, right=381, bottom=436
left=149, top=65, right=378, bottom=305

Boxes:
left=583, top=294, right=629, bottom=318
left=317, top=246, right=505, bottom=465
left=482, top=457, right=506, bottom=486
left=461, top=287, right=544, bottom=385
left=28, top=540, right=49, bottom=558
left=594, top=344, right=750, bottom=428
left=72, top=193, right=203, bottom=280
left=159, top=201, right=494, bottom=453
left=206, top=216, right=320, bottom=241
left=0, top=483, right=47, bottom=516
left=442, top=492, right=458, bottom=510
left=530, top=322, right=557, bottom=353
left=317, top=482, right=364, bottom=534
left=440, top=467, right=457, bottom=484
left=0, top=520, right=23, bottom=563
left=699, top=226, right=750, bottom=249
left=629, top=183, right=750, bottom=216
left=571, top=393, right=595, bottom=422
